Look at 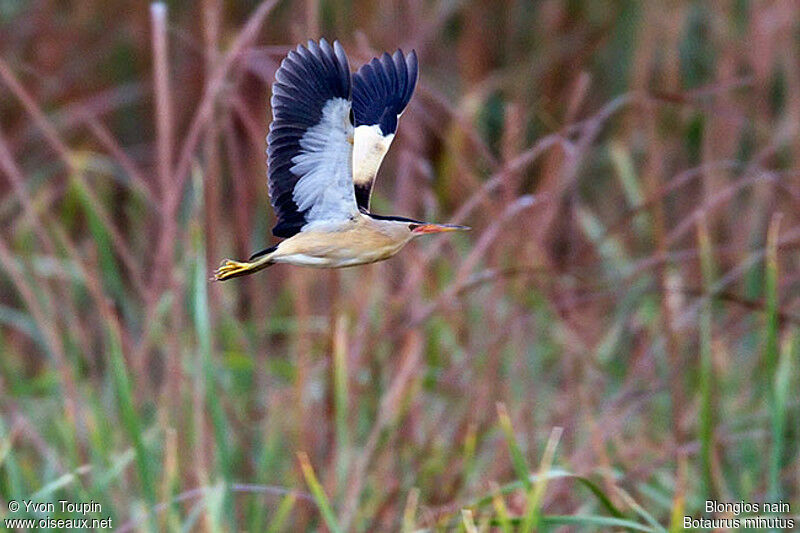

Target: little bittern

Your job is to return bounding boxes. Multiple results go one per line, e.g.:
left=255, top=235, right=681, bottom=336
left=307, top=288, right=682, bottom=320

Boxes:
left=214, top=39, right=468, bottom=281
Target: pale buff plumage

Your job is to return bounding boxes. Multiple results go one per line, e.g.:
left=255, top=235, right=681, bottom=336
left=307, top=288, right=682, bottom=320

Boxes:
left=213, top=214, right=466, bottom=280
left=267, top=215, right=413, bottom=267
left=213, top=41, right=468, bottom=281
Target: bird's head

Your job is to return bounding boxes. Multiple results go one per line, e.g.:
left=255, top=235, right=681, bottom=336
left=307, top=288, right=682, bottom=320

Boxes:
left=367, top=214, right=469, bottom=245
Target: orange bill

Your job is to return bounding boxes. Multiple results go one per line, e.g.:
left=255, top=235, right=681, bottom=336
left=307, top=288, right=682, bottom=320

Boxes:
left=411, top=223, right=471, bottom=234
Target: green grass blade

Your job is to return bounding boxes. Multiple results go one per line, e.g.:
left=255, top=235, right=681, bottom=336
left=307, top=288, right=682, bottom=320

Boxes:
left=461, top=509, right=478, bottom=533
left=571, top=475, right=625, bottom=518
left=616, top=487, right=667, bottom=533
left=668, top=460, right=687, bottom=533
left=190, top=166, right=234, bottom=529
left=610, top=141, right=643, bottom=207
left=107, top=327, right=155, bottom=503
left=0, top=304, right=45, bottom=352
left=0, top=417, right=25, bottom=507
left=68, top=155, right=125, bottom=303
left=424, top=514, right=660, bottom=533
left=668, top=493, right=685, bottom=533
left=520, top=426, right=562, bottom=533
left=249, top=430, right=282, bottom=532
left=191, top=207, right=233, bottom=478
left=203, top=482, right=225, bottom=533
left=538, top=514, right=658, bottom=531
left=462, top=422, right=477, bottom=484
left=496, top=402, right=531, bottom=489
left=419, top=514, right=657, bottom=533
left=266, top=492, right=297, bottom=533
left=298, top=451, right=342, bottom=533
left=402, top=488, right=420, bottom=533
left=489, top=482, right=512, bottom=533
left=770, top=329, right=795, bottom=503
left=764, top=215, right=780, bottom=380
left=179, top=495, right=208, bottom=533
left=765, top=215, right=783, bottom=502
left=696, top=216, right=715, bottom=498
left=466, top=468, right=624, bottom=518
left=333, top=313, right=350, bottom=491
left=30, top=465, right=91, bottom=502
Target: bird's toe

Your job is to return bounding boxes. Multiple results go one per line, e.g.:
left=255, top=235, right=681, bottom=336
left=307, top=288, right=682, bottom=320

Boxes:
left=213, top=259, right=251, bottom=281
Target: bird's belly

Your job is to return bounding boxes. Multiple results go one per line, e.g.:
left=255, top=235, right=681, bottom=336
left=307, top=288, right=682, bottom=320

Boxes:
left=272, top=239, right=403, bottom=268
left=273, top=248, right=396, bottom=268
left=272, top=253, right=339, bottom=267
left=270, top=223, right=408, bottom=268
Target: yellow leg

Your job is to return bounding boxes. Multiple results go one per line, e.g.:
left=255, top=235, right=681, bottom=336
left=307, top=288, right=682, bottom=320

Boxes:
left=213, top=256, right=272, bottom=281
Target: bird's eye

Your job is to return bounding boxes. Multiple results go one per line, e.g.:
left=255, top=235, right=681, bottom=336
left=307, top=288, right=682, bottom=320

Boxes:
left=408, top=223, right=419, bottom=231
left=348, top=108, right=355, bottom=125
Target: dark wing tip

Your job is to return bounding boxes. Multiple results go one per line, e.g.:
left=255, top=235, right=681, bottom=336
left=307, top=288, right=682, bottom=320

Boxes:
left=351, top=47, right=419, bottom=132
left=266, top=39, right=353, bottom=238
left=405, top=50, right=418, bottom=104
left=272, top=39, right=350, bottom=108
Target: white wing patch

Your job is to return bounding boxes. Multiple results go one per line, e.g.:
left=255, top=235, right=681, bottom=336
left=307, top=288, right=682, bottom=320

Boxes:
left=352, top=124, right=395, bottom=187
left=291, top=98, right=359, bottom=227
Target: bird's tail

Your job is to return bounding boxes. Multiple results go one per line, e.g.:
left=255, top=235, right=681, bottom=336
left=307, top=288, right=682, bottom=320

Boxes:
left=212, top=246, right=277, bottom=281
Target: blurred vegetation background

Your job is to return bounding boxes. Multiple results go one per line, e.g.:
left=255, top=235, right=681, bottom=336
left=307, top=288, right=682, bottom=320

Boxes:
left=0, top=0, right=798, bottom=531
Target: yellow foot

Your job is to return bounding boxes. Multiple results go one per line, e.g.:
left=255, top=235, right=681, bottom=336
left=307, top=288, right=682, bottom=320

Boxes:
left=213, top=259, right=255, bottom=281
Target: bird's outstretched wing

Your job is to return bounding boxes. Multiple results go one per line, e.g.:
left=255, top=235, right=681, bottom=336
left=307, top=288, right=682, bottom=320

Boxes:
left=267, top=39, right=358, bottom=238
left=351, top=49, right=418, bottom=210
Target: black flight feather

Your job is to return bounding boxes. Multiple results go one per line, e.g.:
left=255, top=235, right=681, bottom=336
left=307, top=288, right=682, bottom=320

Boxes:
left=352, top=49, right=418, bottom=135
left=266, top=38, right=351, bottom=238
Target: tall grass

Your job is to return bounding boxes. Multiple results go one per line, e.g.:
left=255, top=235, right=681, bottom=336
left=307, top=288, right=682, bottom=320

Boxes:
left=1, top=0, right=799, bottom=531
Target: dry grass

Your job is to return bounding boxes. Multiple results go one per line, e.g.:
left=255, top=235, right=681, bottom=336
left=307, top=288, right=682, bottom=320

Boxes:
left=0, top=0, right=798, bottom=531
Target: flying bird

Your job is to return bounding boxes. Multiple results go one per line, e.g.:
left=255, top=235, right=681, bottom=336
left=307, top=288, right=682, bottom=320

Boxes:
left=214, top=39, right=468, bottom=281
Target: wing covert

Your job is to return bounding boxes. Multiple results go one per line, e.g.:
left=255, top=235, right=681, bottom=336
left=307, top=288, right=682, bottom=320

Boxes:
left=351, top=49, right=418, bottom=210
left=267, top=39, right=358, bottom=238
